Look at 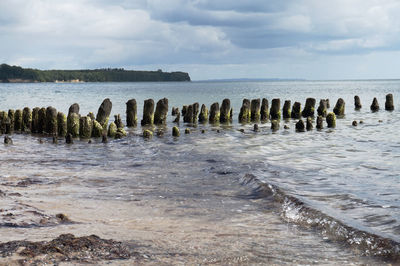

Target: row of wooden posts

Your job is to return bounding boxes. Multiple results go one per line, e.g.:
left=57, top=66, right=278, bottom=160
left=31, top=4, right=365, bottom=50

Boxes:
left=0, top=94, right=395, bottom=142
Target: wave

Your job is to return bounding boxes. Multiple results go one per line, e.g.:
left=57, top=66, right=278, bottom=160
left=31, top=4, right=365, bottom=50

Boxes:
left=240, top=173, right=400, bottom=262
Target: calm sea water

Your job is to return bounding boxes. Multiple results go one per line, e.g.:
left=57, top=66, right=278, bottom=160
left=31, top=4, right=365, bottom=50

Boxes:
left=0, top=80, right=399, bottom=263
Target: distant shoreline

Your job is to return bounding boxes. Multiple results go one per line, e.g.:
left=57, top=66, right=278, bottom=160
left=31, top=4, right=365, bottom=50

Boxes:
left=0, top=64, right=191, bottom=83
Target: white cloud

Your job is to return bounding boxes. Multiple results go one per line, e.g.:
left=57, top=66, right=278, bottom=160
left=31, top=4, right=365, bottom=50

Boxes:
left=0, top=0, right=400, bottom=79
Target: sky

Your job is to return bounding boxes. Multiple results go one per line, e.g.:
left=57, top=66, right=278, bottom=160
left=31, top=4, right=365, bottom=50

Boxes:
left=1, top=0, right=400, bottom=80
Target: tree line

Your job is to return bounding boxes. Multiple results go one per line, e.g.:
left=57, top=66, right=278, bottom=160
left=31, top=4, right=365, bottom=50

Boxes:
left=0, top=64, right=191, bottom=82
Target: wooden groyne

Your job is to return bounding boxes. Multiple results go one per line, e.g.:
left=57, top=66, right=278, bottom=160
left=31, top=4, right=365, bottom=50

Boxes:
left=0, top=94, right=396, bottom=144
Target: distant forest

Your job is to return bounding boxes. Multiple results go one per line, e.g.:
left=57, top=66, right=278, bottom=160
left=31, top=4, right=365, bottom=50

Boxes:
left=0, top=64, right=191, bottom=82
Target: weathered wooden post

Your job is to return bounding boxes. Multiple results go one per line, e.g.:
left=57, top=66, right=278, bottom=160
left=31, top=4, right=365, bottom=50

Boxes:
left=198, top=104, right=208, bottom=123
left=67, top=103, right=79, bottom=137
left=22, top=107, right=32, bottom=133
left=302, top=98, right=316, bottom=117
left=326, top=112, right=336, bottom=128
left=295, top=119, right=305, bottom=132
left=68, top=103, right=79, bottom=116
left=306, top=117, right=313, bottom=131
left=249, top=99, right=260, bottom=122
left=182, top=105, right=188, bottom=117
left=143, top=129, right=153, bottom=139
left=333, top=98, right=345, bottom=117
left=126, top=99, right=137, bottom=127
left=154, top=98, right=168, bottom=125
left=370, top=97, right=379, bottom=112
left=172, top=126, right=180, bottom=137
left=271, top=120, right=279, bottom=131
left=317, top=99, right=328, bottom=117
left=174, top=112, right=180, bottom=123
left=7, top=109, right=14, bottom=134
left=238, top=99, right=251, bottom=123
left=141, top=99, right=155, bottom=126
left=291, top=102, right=301, bottom=119
left=260, top=98, right=269, bottom=122
left=220, top=99, right=232, bottom=123
left=209, top=102, right=220, bottom=124
left=0, top=111, right=6, bottom=134
left=14, top=109, right=22, bottom=132
left=80, top=116, right=93, bottom=138
left=96, top=98, right=112, bottom=131
left=92, top=120, right=103, bottom=138
left=316, top=116, right=323, bottom=129
left=282, top=100, right=291, bottom=119
left=107, top=122, right=117, bottom=138
left=354, top=96, right=362, bottom=110
left=45, top=107, right=57, bottom=135
left=184, top=103, right=199, bottom=124
left=38, top=107, right=46, bottom=134
left=114, top=114, right=124, bottom=128
left=57, top=112, right=67, bottom=137
left=270, top=98, right=281, bottom=120
left=385, top=94, right=394, bottom=111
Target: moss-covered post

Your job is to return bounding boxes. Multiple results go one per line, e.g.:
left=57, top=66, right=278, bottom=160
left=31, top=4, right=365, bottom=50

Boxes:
left=184, top=104, right=193, bottom=123
left=317, top=99, right=328, bottom=117
left=385, top=94, right=394, bottom=111
left=250, top=99, right=260, bottom=122
left=192, top=103, right=199, bottom=124
left=326, top=112, right=336, bottom=128
left=238, top=99, right=251, bottom=123
left=154, top=98, right=169, bottom=125
left=57, top=112, right=67, bottom=137
left=271, top=120, right=279, bottom=131
left=260, top=98, right=269, bottom=122
left=370, top=97, right=379, bottom=112
left=171, top=107, right=178, bottom=116
left=302, top=98, right=316, bottom=117
left=220, top=98, right=232, bottom=123
left=173, top=111, right=180, bottom=123
left=92, top=120, right=103, bottom=138
left=67, top=113, right=80, bottom=137
left=7, top=109, right=15, bottom=134
left=0, top=111, right=6, bottom=134
left=295, top=119, right=305, bottom=132
left=141, top=99, right=155, bottom=126
left=21, top=107, right=31, bottom=133
left=326, top=99, right=330, bottom=109
left=316, top=116, right=323, bottom=130
left=209, top=102, right=220, bottom=124
left=14, top=109, right=22, bottom=132
left=291, top=102, right=301, bottom=119
left=79, top=116, right=92, bottom=138
left=354, top=96, right=362, bottom=110
left=172, top=126, right=180, bottom=137
left=38, top=107, right=46, bottom=134
left=282, top=100, right=291, bottom=119
left=333, top=98, right=345, bottom=117
left=107, top=122, right=117, bottom=138
left=126, top=99, right=137, bottom=127
left=69, top=103, right=80, bottom=116
left=31, top=108, right=39, bottom=133
left=143, top=129, right=153, bottom=139
left=96, top=98, right=112, bottom=131
left=114, top=114, right=124, bottom=128
left=181, top=105, right=188, bottom=117
left=306, top=117, right=313, bottom=131
left=198, top=104, right=208, bottom=123
left=45, top=107, right=57, bottom=135
left=270, top=98, right=281, bottom=120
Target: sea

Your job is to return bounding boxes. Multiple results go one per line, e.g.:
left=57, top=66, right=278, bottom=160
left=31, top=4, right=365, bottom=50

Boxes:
left=0, top=80, right=399, bottom=264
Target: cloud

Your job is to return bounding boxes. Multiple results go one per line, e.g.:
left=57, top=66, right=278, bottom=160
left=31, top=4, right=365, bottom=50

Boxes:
left=0, top=0, right=400, bottom=79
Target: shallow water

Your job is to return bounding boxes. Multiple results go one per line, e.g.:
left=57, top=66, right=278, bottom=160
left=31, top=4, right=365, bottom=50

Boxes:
left=0, top=80, right=399, bottom=263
